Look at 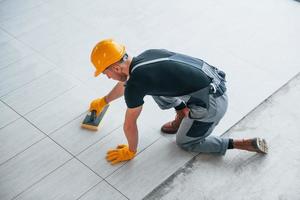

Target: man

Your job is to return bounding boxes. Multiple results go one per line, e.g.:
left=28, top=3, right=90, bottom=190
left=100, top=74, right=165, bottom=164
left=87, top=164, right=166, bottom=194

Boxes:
left=89, top=39, right=268, bottom=165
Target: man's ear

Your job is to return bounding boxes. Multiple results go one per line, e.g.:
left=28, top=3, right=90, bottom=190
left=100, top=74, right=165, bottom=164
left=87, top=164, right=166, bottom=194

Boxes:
left=112, top=64, right=121, bottom=73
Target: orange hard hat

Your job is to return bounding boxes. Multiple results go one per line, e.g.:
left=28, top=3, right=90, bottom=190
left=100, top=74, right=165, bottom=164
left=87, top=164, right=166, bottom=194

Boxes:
left=91, top=39, right=126, bottom=77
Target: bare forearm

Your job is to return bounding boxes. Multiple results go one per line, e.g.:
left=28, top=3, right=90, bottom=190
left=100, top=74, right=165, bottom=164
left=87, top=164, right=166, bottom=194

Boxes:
left=105, top=82, right=125, bottom=103
left=123, top=124, right=138, bottom=152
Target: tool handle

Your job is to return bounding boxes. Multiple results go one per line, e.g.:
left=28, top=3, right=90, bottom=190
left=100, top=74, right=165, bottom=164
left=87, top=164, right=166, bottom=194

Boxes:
left=90, top=110, right=97, bottom=121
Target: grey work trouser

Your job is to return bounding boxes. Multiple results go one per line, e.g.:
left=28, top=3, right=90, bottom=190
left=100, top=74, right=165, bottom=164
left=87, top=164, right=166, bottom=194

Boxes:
left=152, top=93, right=229, bottom=155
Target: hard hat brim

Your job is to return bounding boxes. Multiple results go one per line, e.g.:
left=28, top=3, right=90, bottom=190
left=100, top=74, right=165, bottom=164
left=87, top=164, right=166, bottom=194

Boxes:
left=94, top=70, right=102, bottom=77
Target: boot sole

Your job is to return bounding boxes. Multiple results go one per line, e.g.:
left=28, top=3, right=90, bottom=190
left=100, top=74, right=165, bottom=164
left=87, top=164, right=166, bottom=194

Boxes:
left=160, top=128, right=178, bottom=134
left=255, top=138, right=269, bottom=154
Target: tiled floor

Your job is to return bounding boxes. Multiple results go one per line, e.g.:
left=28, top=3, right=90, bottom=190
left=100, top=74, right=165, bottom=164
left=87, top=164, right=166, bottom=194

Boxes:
left=0, top=0, right=299, bottom=199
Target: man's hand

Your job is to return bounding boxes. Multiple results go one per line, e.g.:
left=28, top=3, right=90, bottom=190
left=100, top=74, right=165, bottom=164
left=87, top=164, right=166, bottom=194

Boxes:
left=89, top=97, right=108, bottom=116
left=106, top=144, right=136, bottom=165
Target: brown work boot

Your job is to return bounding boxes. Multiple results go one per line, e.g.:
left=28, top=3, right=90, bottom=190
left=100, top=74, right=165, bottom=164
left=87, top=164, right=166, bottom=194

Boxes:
left=161, top=107, right=189, bottom=134
left=233, top=138, right=268, bottom=154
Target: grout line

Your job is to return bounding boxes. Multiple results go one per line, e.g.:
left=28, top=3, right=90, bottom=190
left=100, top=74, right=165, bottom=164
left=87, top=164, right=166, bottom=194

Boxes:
left=0, top=67, right=56, bottom=98
left=75, top=180, right=104, bottom=200
left=0, top=25, right=88, bottom=91
left=0, top=103, right=21, bottom=131
left=74, top=124, right=123, bottom=156
left=21, top=85, right=78, bottom=116
left=0, top=135, right=46, bottom=167
left=11, top=156, right=74, bottom=200
left=0, top=101, right=107, bottom=197
left=102, top=179, right=130, bottom=200
left=1, top=18, right=110, bottom=104
left=75, top=179, right=130, bottom=200
left=1, top=98, right=133, bottom=199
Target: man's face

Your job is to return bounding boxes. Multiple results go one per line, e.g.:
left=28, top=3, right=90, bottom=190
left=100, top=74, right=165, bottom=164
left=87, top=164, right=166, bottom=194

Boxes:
left=103, top=64, right=128, bottom=82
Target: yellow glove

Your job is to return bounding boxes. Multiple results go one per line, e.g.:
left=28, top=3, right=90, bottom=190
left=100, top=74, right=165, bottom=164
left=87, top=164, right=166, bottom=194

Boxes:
left=89, top=97, right=108, bottom=116
left=106, top=144, right=136, bottom=165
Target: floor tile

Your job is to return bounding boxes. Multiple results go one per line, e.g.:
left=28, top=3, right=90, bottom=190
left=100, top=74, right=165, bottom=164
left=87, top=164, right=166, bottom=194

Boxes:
left=106, top=138, right=193, bottom=200
left=0, top=38, right=34, bottom=70
left=0, top=2, right=65, bottom=37
left=25, top=85, right=97, bottom=134
left=0, top=101, right=19, bottom=128
left=202, top=0, right=300, bottom=78
left=77, top=124, right=161, bottom=178
left=46, top=0, right=92, bottom=14
left=0, top=118, right=44, bottom=165
left=0, top=0, right=45, bottom=22
left=51, top=98, right=126, bottom=155
left=78, top=181, right=127, bottom=200
left=39, top=33, right=102, bottom=83
left=15, top=158, right=101, bottom=200
left=0, top=54, right=56, bottom=97
left=0, top=29, right=12, bottom=43
left=1, top=69, right=79, bottom=115
left=17, top=14, right=93, bottom=52
left=0, top=138, right=71, bottom=200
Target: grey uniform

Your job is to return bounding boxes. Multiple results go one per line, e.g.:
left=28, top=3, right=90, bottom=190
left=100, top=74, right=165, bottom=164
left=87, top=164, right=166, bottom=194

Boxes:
left=125, top=49, right=229, bottom=155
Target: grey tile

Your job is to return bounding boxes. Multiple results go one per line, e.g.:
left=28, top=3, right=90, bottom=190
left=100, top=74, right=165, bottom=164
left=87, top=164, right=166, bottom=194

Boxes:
left=15, top=158, right=101, bottom=200
left=77, top=124, right=161, bottom=178
left=17, top=14, right=92, bottom=52
left=201, top=0, right=300, bottom=78
left=0, top=54, right=56, bottom=97
left=225, top=63, right=285, bottom=117
left=106, top=138, right=193, bottom=200
left=0, top=29, right=12, bottom=43
left=0, top=138, right=71, bottom=200
left=51, top=98, right=126, bottom=155
left=25, top=85, right=97, bottom=134
left=0, top=3, right=64, bottom=37
left=46, top=0, right=92, bottom=14
left=0, top=38, right=33, bottom=70
left=0, top=118, right=44, bottom=165
left=0, top=101, right=19, bottom=128
left=79, top=181, right=127, bottom=200
left=39, top=34, right=102, bottom=82
left=0, top=0, right=45, bottom=22
left=1, top=69, right=79, bottom=115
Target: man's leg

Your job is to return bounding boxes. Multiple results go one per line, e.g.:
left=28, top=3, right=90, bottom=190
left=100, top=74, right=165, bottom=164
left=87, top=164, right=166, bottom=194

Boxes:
left=176, top=115, right=229, bottom=155
left=176, top=93, right=229, bottom=155
left=152, top=96, right=189, bottom=134
left=176, top=94, right=268, bottom=154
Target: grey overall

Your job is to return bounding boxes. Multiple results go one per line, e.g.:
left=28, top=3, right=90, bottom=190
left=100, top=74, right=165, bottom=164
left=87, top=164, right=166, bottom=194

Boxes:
left=132, top=53, right=229, bottom=155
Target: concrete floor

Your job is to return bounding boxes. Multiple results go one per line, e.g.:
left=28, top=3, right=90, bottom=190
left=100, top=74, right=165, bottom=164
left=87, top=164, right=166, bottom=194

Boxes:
left=0, top=0, right=299, bottom=199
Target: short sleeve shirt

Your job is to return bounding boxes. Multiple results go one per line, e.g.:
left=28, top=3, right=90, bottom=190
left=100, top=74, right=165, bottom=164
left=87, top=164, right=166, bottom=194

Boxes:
left=124, top=49, right=210, bottom=108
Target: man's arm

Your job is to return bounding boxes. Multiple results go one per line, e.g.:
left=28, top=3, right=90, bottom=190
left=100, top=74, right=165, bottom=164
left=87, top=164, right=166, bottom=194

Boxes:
left=105, top=81, right=125, bottom=103
left=106, top=105, right=142, bottom=165
left=123, top=105, right=143, bottom=152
